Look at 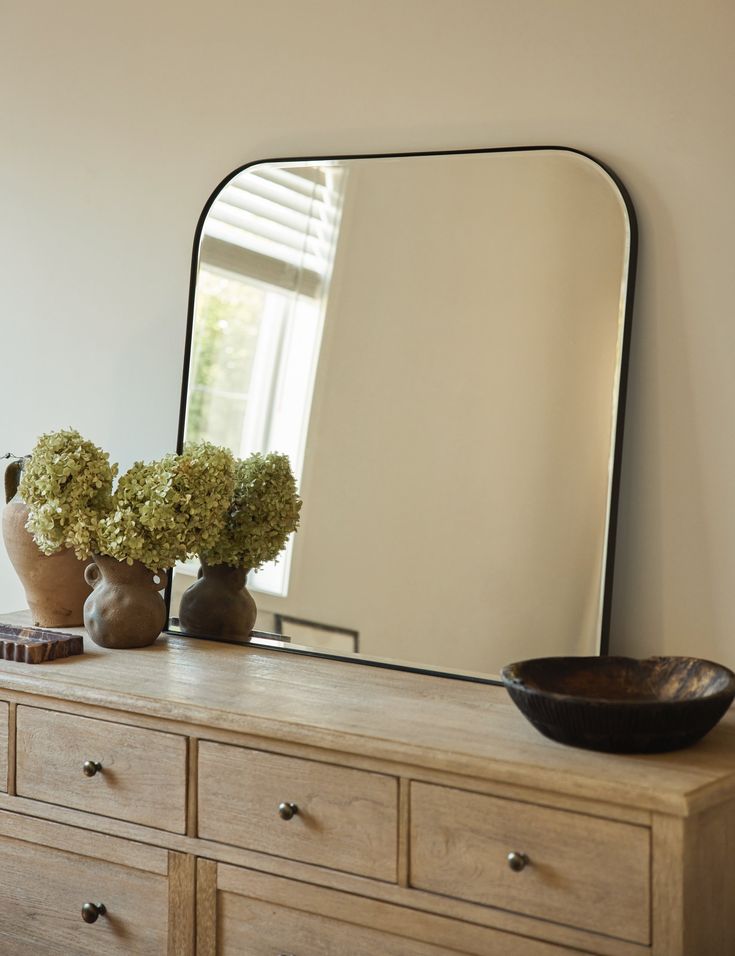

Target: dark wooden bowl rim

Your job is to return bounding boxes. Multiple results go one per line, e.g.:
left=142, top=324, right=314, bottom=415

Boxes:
left=500, top=655, right=735, bottom=706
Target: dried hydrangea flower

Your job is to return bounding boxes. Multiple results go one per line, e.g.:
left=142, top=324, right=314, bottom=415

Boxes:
left=19, top=429, right=117, bottom=560
left=201, top=452, right=302, bottom=570
left=96, top=442, right=236, bottom=571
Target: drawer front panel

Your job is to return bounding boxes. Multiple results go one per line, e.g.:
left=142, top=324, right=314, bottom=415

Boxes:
left=16, top=706, right=187, bottom=833
left=410, top=782, right=650, bottom=944
left=198, top=741, right=398, bottom=880
left=219, top=892, right=464, bottom=956
left=0, top=834, right=168, bottom=955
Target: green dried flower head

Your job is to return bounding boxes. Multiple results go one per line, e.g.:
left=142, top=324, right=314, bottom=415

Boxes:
left=96, top=442, right=235, bottom=570
left=201, top=452, right=302, bottom=570
left=19, top=429, right=117, bottom=559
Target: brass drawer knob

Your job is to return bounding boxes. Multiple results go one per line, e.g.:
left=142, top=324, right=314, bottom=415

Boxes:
left=82, top=760, right=103, bottom=777
left=507, top=851, right=529, bottom=872
left=278, top=801, right=298, bottom=820
left=81, top=902, right=107, bottom=924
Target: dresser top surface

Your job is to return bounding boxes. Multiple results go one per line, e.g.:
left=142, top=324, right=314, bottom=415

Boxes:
left=1, top=612, right=734, bottom=816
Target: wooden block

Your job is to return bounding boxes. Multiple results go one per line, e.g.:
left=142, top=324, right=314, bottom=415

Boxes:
left=0, top=623, right=83, bottom=663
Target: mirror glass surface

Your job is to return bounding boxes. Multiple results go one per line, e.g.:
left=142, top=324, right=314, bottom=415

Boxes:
left=169, top=148, right=634, bottom=680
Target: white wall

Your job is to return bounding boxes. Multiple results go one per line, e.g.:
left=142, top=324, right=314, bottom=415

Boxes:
left=2, top=1, right=734, bottom=665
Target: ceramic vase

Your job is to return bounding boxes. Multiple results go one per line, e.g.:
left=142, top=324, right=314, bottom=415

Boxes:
left=1, top=459, right=92, bottom=627
left=83, top=554, right=168, bottom=649
left=178, top=562, right=256, bottom=640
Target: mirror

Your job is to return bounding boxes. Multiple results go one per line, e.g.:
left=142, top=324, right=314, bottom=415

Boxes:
left=168, top=147, right=636, bottom=681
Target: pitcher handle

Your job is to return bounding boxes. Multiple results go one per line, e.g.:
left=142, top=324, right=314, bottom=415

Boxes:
left=84, top=562, right=102, bottom=589
left=4, top=460, right=23, bottom=504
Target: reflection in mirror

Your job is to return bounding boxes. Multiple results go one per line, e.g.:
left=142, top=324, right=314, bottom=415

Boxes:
left=169, top=148, right=636, bottom=681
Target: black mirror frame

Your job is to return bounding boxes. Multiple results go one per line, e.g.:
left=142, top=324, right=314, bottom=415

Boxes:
left=164, top=145, right=638, bottom=685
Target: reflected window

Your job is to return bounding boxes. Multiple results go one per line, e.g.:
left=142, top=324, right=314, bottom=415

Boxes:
left=184, top=163, right=345, bottom=596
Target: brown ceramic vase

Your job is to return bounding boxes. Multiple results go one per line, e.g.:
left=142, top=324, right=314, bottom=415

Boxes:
left=2, top=459, right=92, bottom=627
left=178, top=562, right=256, bottom=640
left=83, top=554, right=168, bottom=649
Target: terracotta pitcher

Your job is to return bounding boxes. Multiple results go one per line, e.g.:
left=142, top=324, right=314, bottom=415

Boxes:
left=178, top=561, right=256, bottom=640
left=1, top=458, right=91, bottom=627
left=83, top=554, right=169, bottom=649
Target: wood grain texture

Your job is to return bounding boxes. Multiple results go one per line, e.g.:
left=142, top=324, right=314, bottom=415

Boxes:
left=6, top=701, right=14, bottom=794
left=0, top=829, right=168, bottom=955
left=410, top=781, right=650, bottom=945
left=218, top=891, right=471, bottom=955
left=651, top=814, right=685, bottom=956
left=680, top=797, right=735, bottom=954
left=198, top=741, right=398, bottom=880
left=0, top=622, right=83, bottom=662
left=1, top=611, right=735, bottom=955
left=216, top=864, right=599, bottom=956
left=167, top=852, right=195, bottom=956
left=0, top=684, right=655, bottom=825
left=398, top=776, right=410, bottom=887
left=0, top=806, right=168, bottom=873
left=1, top=611, right=734, bottom=817
left=652, top=800, right=735, bottom=956
left=0, top=790, right=643, bottom=956
left=15, top=705, right=187, bottom=833
left=196, top=859, right=217, bottom=956
left=186, top=736, right=198, bottom=838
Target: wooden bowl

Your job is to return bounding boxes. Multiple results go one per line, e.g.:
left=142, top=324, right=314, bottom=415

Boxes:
left=501, top=656, right=735, bottom=753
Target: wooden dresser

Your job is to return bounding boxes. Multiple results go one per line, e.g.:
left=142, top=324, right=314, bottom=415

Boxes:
left=0, top=615, right=733, bottom=955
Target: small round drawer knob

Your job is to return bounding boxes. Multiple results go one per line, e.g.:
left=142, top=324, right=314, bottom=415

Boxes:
left=81, top=902, right=107, bottom=924
left=278, top=801, right=298, bottom=820
left=82, top=760, right=102, bottom=777
left=507, top=851, right=529, bottom=872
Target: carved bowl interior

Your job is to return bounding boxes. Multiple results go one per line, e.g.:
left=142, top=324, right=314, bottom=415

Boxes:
left=501, top=656, right=735, bottom=753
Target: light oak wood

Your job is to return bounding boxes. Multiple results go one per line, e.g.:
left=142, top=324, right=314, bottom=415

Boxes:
left=0, top=824, right=169, bottom=954
left=196, top=858, right=217, bottom=956
left=186, top=736, right=198, bottom=838
left=0, top=791, right=643, bottom=956
left=0, top=612, right=734, bottom=955
left=0, top=700, right=8, bottom=793
left=651, top=798, right=735, bottom=956
left=6, top=701, right=15, bottom=794
left=651, top=814, right=685, bottom=956
left=410, top=781, right=651, bottom=944
left=198, top=740, right=398, bottom=880
left=2, top=611, right=735, bottom=817
left=0, top=807, right=168, bottom=873
left=15, top=704, right=187, bottom=833
left=0, top=683, right=654, bottom=826
left=167, top=852, right=195, bottom=956
left=215, top=864, right=596, bottom=956
left=218, top=890, right=471, bottom=955
left=398, top=775, right=410, bottom=887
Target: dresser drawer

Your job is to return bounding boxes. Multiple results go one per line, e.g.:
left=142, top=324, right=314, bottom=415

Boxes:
left=16, top=706, right=187, bottom=833
left=218, top=887, right=465, bottom=955
left=0, top=822, right=169, bottom=954
left=198, top=741, right=398, bottom=880
left=410, top=782, right=651, bottom=945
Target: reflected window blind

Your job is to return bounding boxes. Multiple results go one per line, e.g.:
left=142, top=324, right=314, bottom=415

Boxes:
left=199, top=164, right=343, bottom=298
